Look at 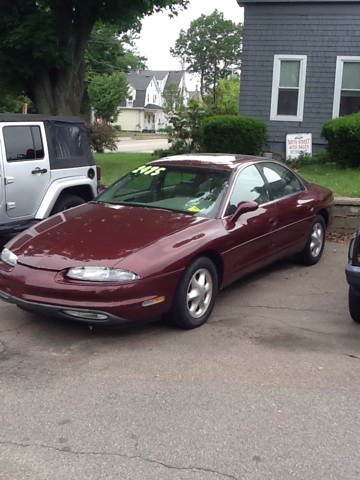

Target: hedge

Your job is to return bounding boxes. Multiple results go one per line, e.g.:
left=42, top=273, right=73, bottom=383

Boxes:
left=321, top=112, right=360, bottom=168
left=200, top=115, right=268, bottom=155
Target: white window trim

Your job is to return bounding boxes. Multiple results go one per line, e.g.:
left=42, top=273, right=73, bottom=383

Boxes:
left=332, top=56, right=360, bottom=119
left=270, top=54, right=307, bottom=122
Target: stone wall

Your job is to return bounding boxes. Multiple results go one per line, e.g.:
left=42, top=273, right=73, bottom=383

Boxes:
left=331, top=197, right=360, bottom=233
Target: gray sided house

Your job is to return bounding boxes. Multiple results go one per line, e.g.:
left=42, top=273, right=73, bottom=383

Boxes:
left=238, top=0, right=360, bottom=157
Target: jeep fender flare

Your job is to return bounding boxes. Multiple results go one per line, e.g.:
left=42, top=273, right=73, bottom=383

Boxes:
left=35, top=178, right=97, bottom=219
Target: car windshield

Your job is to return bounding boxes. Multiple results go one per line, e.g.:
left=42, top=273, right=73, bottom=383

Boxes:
left=97, top=164, right=230, bottom=218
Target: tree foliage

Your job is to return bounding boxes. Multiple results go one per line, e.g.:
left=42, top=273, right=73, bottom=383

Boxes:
left=84, top=22, right=146, bottom=120
left=163, top=81, right=184, bottom=114
left=165, top=100, right=206, bottom=153
left=0, top=0, right=188, bottom=115
left=204, top=77, right=240, bottom=115
left=170, top=9, right=242, bottom=98
left=86, top=23, right=147, bottom=76
left=88, top=72, right=129, bottom=123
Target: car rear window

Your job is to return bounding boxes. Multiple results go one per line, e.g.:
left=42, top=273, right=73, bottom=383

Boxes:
left=50, top=125, right=85, bottom=159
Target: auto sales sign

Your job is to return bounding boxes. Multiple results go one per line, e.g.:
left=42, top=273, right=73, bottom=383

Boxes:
left=286, top=133, right=312, bottom=160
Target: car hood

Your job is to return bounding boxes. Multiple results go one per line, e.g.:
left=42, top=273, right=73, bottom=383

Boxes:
left=6, top=202, right=210, bottom=271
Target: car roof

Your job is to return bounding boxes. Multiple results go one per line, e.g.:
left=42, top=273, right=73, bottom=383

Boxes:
left=0, top=114, right=85, bottom=124
left=148, top=154, right=267, bottom=171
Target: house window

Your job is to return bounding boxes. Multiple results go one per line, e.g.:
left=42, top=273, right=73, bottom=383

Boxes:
left=270, top=55, right=307, bottom=122
left=126, top=96, right=133, bottom=107
left=147, top=94, right=150, bottom=103
left=333, top=56, right=360, bottom=118
left=153, top=94, right=157, bottom=103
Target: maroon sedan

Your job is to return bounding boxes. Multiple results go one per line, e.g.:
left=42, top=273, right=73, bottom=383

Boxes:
left=0, top=154, right=333, bottom=329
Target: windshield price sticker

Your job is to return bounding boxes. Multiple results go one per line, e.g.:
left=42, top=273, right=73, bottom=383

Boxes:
left=132, top=165, right=166, bottom=176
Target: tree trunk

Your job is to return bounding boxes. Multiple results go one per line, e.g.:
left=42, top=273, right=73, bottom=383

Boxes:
left=213, top=64, right=218, bottom=106
left=200, top=71, right=205, bottom=98
left=26, top=16, right=94, bottom=116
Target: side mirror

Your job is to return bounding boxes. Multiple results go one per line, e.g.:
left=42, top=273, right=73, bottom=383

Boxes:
left=226, top=201, right=259, bottom=229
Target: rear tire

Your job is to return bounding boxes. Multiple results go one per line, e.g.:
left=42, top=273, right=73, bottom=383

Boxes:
left=168, top=257, right=218, bottom=329
left=297, top=215, right=326, bottom=265
left=51, top=194, right=85, bottom=215
left=349, top=286, right=360, bottom=323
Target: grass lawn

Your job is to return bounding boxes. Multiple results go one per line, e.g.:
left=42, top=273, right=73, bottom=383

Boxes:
left=94, top=152, right=155, bottom=186
left=297, top=164, right=360, bottom=198
left=95, top=152, right=360, bottom=198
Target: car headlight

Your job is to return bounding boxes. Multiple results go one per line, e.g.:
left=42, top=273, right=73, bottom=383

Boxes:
left=1, top=248, right=18, bottom=267
left=67, top=266, right=140, bottom=282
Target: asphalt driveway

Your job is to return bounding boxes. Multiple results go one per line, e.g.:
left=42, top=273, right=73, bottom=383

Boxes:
left=1, top=241, right=360, bottom=480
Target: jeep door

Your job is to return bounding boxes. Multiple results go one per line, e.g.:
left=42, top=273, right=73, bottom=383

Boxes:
left=1, top=123, right=50, bottom=219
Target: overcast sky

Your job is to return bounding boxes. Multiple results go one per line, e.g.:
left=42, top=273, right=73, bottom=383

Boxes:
left=135, top=0, right=244, bottom=73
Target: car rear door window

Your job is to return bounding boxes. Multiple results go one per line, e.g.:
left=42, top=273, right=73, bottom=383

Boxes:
left=259, top=162, right=303, bottom=200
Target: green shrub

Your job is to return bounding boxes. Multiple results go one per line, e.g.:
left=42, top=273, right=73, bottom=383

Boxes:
left=200, top=115, right=268, bottom=155
left=86, top=122, right=119, bottom=153
left=321, top=113, right=360, bottom=168
left=284, top=150, right=331, bottom=168
left=153, top=140, right=188, bottom=159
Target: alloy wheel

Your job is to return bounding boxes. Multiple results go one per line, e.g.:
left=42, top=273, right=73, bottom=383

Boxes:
left=310, top=222, right=324, bottom=257
left=186, top=268, right=213, bottom=318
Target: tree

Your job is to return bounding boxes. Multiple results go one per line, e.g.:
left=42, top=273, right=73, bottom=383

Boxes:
left=166, top=100, right=206, bottom=153
left=86, top=24, right=147, bottom=76
left=0, top=90, right=26, bottom=114
left=205, top=76, right=240, bottom=115
left=88, top=72, right=128, bottom=123
left=0, top=0, right=188, bottom=116
left=170, top=10, right=242, bottom=99
left=163, top=81, right=184, bottom=113
left=83, top=23, right=146, bottom=120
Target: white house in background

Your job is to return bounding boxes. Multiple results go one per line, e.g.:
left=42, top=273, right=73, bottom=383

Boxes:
left=116, top=70, right=196, bottom=133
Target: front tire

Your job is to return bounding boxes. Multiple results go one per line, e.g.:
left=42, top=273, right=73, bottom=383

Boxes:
left=51, top=194, right=86, bottom=215
left=349, top=286, right=360, bottom=323
left=297, top=215, right=326, bottom=265
left=168, top=257, right=218, bottom=329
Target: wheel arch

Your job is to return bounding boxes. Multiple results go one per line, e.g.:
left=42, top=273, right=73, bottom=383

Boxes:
left=192, top=249, right=224, bottom=290
left=35, top=180, right=96, bottom=219
left=317, top=208, right=329, bottom=227
left=55, top=185, right=94, bottom=203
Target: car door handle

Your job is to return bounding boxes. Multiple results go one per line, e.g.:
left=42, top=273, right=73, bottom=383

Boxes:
left=269, top=217, right=278, bottom=226
left=32, top=167, right=48, bottom=174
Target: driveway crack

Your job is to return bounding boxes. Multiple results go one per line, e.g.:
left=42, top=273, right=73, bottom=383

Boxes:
left=222, top=303, right=339, bottom=315
left=0, top=440, right=239, bottom=479
left=0, top=320, right=34, bottom=334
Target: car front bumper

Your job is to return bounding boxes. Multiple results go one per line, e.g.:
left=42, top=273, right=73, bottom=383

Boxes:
left=0, top=262, right=183, bottom=325
left=345, top=263, right=360, bottom=289
left=0, top=290, right=135, bottom=324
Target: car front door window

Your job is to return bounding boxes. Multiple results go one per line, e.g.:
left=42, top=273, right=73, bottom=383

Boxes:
left=226, top=165, right=270, bottom=215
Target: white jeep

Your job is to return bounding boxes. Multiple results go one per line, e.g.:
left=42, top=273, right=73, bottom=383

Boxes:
left=0, top=114, right=99, bottom=235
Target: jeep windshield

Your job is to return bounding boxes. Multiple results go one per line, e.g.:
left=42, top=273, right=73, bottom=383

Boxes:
left=96, top=164, right=230, bottom=218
